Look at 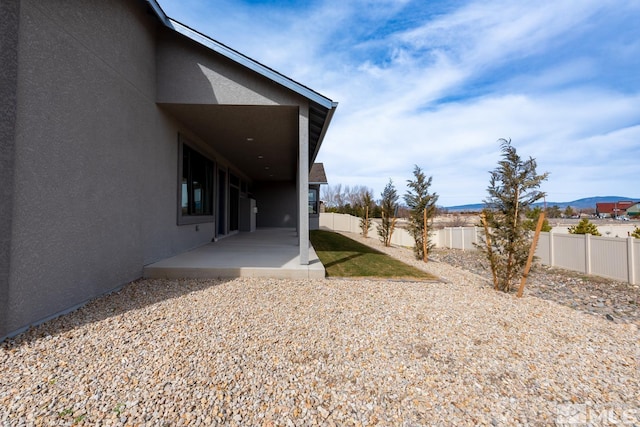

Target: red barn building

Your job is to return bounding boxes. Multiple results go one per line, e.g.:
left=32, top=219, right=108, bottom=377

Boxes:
left=596, top=201, right=637, bottom=218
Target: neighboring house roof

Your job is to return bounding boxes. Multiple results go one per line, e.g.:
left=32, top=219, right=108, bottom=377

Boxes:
left=144, top=0, right=337, bottom=166
left=309, top=163, right=328, bottom=184
left=596, top=201, right=637, bottom=214
left=626, top=203, right=640, bottom=216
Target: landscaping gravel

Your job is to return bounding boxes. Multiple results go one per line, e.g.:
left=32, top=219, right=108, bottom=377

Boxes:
left=346, top=231, right=640, bottom=326
left=1, top=234, right=639, bottom=426
left=429, top=246, right=640, bottom=327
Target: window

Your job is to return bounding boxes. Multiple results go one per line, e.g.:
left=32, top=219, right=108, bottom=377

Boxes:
left=309, top=188, right=319, bottom=214
left=179, top=141, right=214, bottom=224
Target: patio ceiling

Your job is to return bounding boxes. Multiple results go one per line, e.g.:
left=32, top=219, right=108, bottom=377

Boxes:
left=160, top=103, right=298, bottom=182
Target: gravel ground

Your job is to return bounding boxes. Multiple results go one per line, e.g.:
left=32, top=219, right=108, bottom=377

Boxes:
left=428, top=247, right=640, bottom=326
left=347, top=231, right=640, bottom=326
left=1, top=235, right=639, bottom=426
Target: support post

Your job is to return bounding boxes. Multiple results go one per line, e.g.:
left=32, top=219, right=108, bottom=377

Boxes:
left=298, top=106, right=309, bottom=265
left=627, top=237, right=635, bottom=285
left=549, top=230, right=555, bottom=267
left=585, top=233, right=592, bottom=275
left=364, top=205, right=369, bottom=238
left=517, top=212, right=545, bottom=298
left=423, top=208, right=427, bottom=262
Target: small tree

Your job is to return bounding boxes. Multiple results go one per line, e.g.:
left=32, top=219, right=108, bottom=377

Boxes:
left=404, top=165, right=438, bottom=260
left=631, top=226, right=640, bottom=239
left=568, top=218, right=601, bottom=236
left=378, top=179, right=399, bottom=247
left=359, top=189, right=374, bottom=238
left=479, top=139, right=549, bottom=293
left=523, top=206, right=552, bottom=232
left=563, top=206, right=575, bottom=218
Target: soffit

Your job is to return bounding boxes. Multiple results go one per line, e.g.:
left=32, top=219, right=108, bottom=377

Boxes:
left=160, top=104, right=298, bottom=182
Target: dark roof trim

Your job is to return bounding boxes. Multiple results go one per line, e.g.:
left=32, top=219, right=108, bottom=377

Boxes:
left=145, top=0, right=337, bottom=111
left=309, top=102, right=336, bottom=166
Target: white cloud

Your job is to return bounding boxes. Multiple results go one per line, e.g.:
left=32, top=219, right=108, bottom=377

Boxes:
left=159, top=0, right=640, bottom=205
left=318, top=89, right=640, bottom=205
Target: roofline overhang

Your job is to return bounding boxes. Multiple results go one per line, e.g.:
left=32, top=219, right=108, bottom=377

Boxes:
left=145, top=0, right=338, bottom=172
left=145, top=0, right=336, bottom=110
left=310, top=102, right=338, bottom=167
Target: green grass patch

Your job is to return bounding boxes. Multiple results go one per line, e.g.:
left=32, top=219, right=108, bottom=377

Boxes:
left=310, top=230, right=437, bottom=280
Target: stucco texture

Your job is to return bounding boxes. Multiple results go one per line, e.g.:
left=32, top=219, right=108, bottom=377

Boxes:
left=0, top=0, right=21, bottom=339
left=2, top=0, right=316, bottom=339
left=5, top=0, right=211, bottom=336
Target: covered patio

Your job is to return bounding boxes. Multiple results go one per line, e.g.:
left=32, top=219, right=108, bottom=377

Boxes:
left=156, top=21, right=338, bottom=268
left=143, top=228, right=325, bottom=279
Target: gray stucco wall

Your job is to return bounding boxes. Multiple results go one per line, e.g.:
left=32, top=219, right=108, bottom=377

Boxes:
left=0, top=0, right=20, bottom=339
left=309, top=215, right=320, bottom=231
left=253, top=181, right=298, bottom=228
left=157, top=31, right=303, bottom=107
left=3, top=0, right=215, bottom=338
left=2, top=0, right=318, bottom=340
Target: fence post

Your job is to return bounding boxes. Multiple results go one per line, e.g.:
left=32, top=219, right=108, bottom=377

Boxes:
left=460, top=227, right=465, bottom=250
left=585, top=233, right=591, bottom=275
left=549, top=230, right=555, bottom=267
left=628, top=237, right=635, bottom=285
left=474, top=226, right=478, bottom=247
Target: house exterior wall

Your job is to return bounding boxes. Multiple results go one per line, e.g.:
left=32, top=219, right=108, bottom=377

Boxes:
left=0, top=0, right=21, bottom=339
left=309, top=184, right=321, bottom=230
left=253, top=181, right=298, bottom=228
left=627, top=203, right=640, bottom=218
left=1, top=0, right=329, bottom=340
left=156, top=30, right=307, bottom=234
left=2, top=0, right=217, bottom=339
left=156, top=31, right=304, bottom=107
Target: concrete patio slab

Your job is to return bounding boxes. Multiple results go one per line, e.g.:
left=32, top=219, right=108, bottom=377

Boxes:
left=143, top=228, right=325, bottom=280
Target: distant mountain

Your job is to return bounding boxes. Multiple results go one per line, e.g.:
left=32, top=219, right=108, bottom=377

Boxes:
left=446, top=196, right=639, bottom=212
left=445, top=203, right=485, bottom=212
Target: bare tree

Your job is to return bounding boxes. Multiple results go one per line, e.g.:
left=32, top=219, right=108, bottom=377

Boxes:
left=446, top=213, right=468, bottom=228
left=321, top=184, right=343, bottom=208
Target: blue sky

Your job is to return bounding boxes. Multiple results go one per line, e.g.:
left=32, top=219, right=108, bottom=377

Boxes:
left=158, top=0, right=640, bottom=206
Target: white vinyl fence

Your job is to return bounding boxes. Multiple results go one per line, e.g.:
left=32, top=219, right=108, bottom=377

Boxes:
left=319, top=213, right=639, bottom=285
left=436, top=226, right=482, bottom=250
left=535, top=232, right=639, bottom=285
left=319, top=213, right=415, bottom=247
